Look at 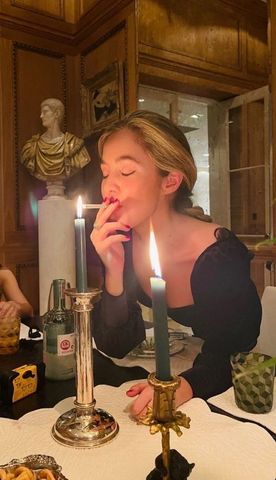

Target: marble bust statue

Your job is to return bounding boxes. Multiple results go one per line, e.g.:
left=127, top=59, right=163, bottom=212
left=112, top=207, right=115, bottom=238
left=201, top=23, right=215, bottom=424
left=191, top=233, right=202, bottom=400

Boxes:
left=21, top=98, right=91, bottom=182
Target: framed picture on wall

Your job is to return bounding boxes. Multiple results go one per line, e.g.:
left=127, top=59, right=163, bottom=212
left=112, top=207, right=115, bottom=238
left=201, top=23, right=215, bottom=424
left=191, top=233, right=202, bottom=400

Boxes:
left=81, top=61, right=125, bottom=137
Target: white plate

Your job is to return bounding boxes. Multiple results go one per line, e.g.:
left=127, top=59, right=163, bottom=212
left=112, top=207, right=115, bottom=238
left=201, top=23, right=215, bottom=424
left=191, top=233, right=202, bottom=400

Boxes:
left=128, top=337, right=185, bottom=358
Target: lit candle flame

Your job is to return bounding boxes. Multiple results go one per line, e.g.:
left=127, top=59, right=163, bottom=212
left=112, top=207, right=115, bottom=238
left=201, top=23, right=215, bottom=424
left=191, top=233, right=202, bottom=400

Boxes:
left=77, top=196, right=83, bottom=219
left=150, top=228, right=162, bottom=277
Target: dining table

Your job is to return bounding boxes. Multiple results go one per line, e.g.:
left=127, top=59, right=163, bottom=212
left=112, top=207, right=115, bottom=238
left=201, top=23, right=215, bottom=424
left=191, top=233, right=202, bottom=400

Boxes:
left=0, top=320, right=275, bottom=480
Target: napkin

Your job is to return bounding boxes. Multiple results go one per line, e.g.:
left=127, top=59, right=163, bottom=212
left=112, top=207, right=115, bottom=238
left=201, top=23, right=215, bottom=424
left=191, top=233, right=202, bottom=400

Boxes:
left=208, top=385, right=276, bottom=434
left=0, top=382, right=275, bottom=480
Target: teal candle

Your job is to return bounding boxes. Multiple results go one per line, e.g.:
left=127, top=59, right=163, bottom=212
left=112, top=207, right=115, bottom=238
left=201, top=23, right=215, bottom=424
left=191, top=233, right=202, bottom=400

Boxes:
left=75, top=197, right=88, bottom=292
left=150, top=230, right=171, bottom=381
left=150, top=276, right=171, bottom=381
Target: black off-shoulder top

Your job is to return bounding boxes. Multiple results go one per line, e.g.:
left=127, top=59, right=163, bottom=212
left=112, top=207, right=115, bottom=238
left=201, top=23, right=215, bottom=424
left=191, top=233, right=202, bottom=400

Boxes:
left=93, top=228, right=262, bottom=399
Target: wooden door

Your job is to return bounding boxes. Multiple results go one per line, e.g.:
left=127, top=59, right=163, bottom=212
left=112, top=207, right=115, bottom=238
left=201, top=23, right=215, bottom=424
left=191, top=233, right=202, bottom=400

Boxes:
left=208, top=86, right=271, bottom=242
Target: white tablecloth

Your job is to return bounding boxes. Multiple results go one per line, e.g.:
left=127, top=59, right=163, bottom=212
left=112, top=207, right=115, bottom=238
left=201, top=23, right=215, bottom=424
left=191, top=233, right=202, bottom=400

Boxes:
left=209, top=384, right=276, bottom=434
left=0, top=382, right=275, bottom=480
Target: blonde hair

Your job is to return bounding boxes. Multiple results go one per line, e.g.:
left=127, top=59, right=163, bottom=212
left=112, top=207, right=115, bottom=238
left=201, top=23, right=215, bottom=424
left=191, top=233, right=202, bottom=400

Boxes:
left=41, top=98, right=65, bottom=123
left=98, top=110, right=211, bottom=222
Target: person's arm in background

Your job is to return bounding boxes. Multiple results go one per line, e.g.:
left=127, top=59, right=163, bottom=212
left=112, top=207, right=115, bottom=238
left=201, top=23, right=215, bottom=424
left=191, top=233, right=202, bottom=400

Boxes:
left=0, top=269, right=33, bottom=319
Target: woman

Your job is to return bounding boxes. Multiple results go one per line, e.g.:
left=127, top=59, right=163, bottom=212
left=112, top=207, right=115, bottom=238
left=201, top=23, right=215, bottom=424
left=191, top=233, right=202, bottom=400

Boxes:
left=0, top=266, right=33, bottom=319
left=90, top=110, right=261, bottom=417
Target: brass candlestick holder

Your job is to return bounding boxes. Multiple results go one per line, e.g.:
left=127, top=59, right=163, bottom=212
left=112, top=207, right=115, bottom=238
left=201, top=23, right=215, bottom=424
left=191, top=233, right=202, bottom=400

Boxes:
left=140, top=373, right=193, bottom=480
left=52, top=288, right=119, bottom=448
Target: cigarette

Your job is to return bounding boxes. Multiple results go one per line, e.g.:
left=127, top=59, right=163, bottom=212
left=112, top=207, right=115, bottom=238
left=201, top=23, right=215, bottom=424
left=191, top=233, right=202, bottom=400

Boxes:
left=82, top=203, right=103, bottom=209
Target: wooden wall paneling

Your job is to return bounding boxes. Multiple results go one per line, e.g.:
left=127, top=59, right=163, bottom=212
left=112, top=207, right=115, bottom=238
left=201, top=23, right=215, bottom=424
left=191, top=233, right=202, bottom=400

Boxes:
left=82, top=25, right=127, bottom=80
left=74, top=0, right=134, bottom=46
left=138, top=62, right=253, bottom=101
left=246, top=19, right=269, bottom=77
left=270, top=0, right=276, bottom=236
left=10, top=0, right=65, bottom=19
left=79, top=0, right=99, bottom=18
left=0, top=39, right=11, bottom=249
left=125, top=7, right=138, bottom=111
left=139, top=0, right=242, bottom=71
left=64, top=53, right=86, bottom=207
left=0, top=0, right=76, bottom=50
left=16, top=262, right=39, bottom=313
left=138, top=0, right=268, bottom=98
left=15, top=43, right=67, bottom=231
left=0, top=25, right=76, bottom=57
left=66, top=54, right=82, bottom=136
left=80, top=4, right=137, bottom=114
left=1, top=38, right=18, bottom=241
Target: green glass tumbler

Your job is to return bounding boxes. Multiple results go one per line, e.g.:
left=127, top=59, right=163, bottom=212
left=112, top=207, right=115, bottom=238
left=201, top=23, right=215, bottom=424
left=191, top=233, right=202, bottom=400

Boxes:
left=231, top=352, right=275, bottom=414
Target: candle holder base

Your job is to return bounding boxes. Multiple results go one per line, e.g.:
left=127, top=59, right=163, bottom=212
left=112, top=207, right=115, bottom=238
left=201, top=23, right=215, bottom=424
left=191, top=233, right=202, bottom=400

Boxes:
left=52, top=400, right=119, bottom=448
left=51, top=288, right=119, bottom=448
left=140, top=373, right=192, bottom=480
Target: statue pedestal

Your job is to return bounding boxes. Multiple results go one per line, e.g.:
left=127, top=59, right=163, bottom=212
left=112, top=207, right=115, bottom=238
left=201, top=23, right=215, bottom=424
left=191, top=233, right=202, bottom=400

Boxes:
left=44, top=180, right=66, bottom=198
left=38, top=195, right=76, bottom=315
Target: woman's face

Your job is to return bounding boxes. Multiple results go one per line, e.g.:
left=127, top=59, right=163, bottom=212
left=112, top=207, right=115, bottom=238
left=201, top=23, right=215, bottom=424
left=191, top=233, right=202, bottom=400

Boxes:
left=100, top=129, right=166, bottom=228
left=40, top=105, right=57, bottom=129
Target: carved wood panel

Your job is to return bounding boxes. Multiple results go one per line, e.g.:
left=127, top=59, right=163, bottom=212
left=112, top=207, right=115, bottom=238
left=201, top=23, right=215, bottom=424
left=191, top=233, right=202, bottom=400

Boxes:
left=246, top=20, right=269, bottom=76
left=79, top=0, right=99, bottom=17
left=138, top=0, right=268, bottom=93
left=82, top=25, right=127, bottom=81
left=11, top=0, right=65, bottom=19
left=139, top=0, right=242, bottom=71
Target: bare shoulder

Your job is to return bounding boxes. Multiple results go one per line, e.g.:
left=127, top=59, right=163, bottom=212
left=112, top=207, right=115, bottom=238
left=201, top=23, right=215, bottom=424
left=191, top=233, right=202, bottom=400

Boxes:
left=197, top=220, right=221, bottom=244
left=186, top=218, right=222, bottom=257
left=0, top=269, right=16, bottom=284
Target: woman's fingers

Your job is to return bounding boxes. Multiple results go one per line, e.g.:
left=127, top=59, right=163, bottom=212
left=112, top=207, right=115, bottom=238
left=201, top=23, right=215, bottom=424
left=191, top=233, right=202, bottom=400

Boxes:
left=126, top=382, right=148, bottom=397
left=91, top=231, right=130, bottom=254
left=93, top=199, right=120, bottom=228
left=0, top=301, right=18, bottom=318
left=91, top=221, right=130, bottom=239
left=126, top=383, right=154, bottom=418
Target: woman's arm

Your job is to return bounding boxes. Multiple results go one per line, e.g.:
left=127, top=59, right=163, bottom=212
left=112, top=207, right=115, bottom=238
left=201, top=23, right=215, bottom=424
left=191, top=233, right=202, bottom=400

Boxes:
left=93, top=288, right=146, bottom=358
left=91, top=224, right=146, bottom=358
left=0, top=269, right=33, bottom=319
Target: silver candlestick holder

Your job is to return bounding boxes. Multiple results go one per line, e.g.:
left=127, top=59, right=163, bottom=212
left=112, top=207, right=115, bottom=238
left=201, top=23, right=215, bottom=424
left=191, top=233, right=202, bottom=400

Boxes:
left=52, top=288, right=119, bottom=448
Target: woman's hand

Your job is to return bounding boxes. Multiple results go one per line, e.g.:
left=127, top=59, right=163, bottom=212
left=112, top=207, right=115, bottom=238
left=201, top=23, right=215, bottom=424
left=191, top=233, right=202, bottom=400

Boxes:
left=90, top=199, right=131, bottom=295
left=0, top=300, right=21, bottom=319
left=126, top=378, right=193, bottom=418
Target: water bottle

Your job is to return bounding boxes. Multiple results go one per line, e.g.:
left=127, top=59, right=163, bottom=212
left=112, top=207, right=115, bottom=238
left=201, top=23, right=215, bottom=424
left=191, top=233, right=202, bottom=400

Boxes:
left=43, top=279, right=75, bottom=380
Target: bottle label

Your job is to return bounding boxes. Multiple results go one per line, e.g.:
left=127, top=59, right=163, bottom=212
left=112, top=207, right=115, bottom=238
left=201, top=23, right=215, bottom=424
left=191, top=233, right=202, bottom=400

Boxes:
left=57, top=333, right=75, bottom=356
